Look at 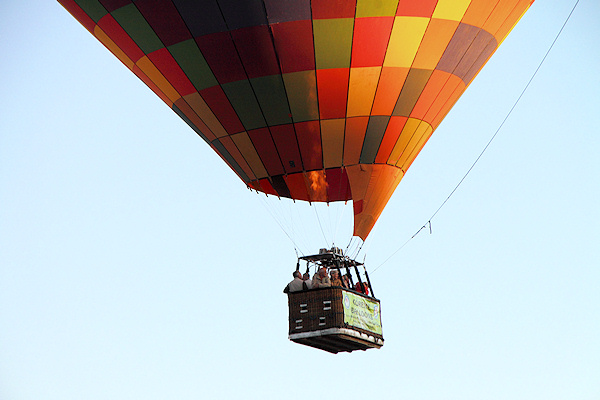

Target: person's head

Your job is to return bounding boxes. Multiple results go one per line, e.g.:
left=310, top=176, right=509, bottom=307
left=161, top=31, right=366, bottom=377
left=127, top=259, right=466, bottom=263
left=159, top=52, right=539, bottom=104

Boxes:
left=319, top=267, right=327, bottom=278
left=293, top=270, right=302, bottom=279
left=303, top=272, right=310, bottom=281
left=330, top=270, right=339, bottom=279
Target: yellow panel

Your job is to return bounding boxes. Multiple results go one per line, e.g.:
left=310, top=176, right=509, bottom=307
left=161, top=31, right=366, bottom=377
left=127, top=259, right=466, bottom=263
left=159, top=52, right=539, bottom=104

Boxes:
left=356, top=0, right=399, bottom=17
left=383, top=16, right=429, bottom=68
left=94, top=26, right=134, bottom=70
left=346, top=67, right=381, bottom=117
left=136, top=56, right=180, bottom=103
left=432, top=0, right=471, bottom=22
left=230, top=132, right=268, bottom=179
left=387, top=118, right=431, bottom=164
left=184, top=93, right=228, bottom=138
left=395, top=121, right=433, bottom=168
left=320, top=119, right=345, bottom=169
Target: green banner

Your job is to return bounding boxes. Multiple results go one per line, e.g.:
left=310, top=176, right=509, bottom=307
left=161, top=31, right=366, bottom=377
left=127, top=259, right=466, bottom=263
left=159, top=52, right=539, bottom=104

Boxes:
left=342, top=291, right=382, bottom=335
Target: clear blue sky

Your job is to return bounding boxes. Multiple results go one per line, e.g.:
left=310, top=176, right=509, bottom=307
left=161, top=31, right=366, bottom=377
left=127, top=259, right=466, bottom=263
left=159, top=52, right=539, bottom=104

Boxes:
left=1, top=1, right=598, bottom=399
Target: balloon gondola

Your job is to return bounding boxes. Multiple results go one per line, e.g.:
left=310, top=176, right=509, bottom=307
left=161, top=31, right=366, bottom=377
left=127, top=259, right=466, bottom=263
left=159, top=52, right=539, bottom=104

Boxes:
left=287, top=247, right=383, bottom=353
left=59, top=0, right=533, bottom=352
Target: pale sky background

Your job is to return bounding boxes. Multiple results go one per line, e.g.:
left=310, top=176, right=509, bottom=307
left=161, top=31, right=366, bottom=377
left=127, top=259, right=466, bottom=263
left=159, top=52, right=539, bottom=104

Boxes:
left=1, top=1, right=599, bottom=399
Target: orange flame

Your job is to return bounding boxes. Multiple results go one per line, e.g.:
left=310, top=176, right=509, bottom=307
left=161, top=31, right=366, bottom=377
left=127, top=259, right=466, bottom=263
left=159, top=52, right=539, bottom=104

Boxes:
left=307, top=171, right=328, bottom=202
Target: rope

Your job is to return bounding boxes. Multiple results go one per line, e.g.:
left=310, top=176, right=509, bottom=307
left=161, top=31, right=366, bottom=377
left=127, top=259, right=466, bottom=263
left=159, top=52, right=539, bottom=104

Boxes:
left=372, top=0, right=580, bottom=273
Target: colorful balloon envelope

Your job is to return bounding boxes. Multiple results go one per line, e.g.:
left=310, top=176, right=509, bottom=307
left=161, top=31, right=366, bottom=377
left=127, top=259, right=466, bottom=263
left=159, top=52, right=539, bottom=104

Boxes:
left=59, top=0, right=533, bottom=240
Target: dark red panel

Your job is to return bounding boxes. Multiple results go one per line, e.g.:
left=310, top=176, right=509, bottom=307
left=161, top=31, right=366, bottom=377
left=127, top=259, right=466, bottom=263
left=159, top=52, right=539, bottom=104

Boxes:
left=312, top=0, right=356, bottom=19
left=271, top=20, right=315, bottom=73
left=351, top=17, right=394, bottom=68
left=270, top=125, right=304, bottom=174
left=316, top=68, right=350, bottom=119
left=59, top=0, right=97, bottom=32
left=284, top=173, right=311, bottom=201
left=98, top=13, right=144, bottom=62
left=173, top=0, right=227, bottom=37
left=271, top=175, right=292, bottom=198
left=295, top=121, right=323, bottom=171
left=247, top=128, right=285, bottom=176
left=325, top=167, right=351, bottom=201
left=396, top=0, right=438, bottom=17
left=98, top=0, right=131, bottom=12
left=147, top=48, right=196, bottom=96
left=264, top=0, right=311, bottom=23
left=135, top=0, right=192, bottom=47
left=199, top=86, right=245, bottom=134
left=195, top=32, right=247, bottom=84
left=231, top=25, right=280, bottom=79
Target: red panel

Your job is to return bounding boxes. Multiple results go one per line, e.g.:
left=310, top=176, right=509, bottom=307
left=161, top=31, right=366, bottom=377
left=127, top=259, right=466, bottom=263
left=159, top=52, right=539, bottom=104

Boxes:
left=195, top=32, right=247, bottom=84
left=375, top=116, right=407, bottom=163
left=316, top=68, right=350, bottom=119
left=247, top=128, right=285, bottom=176
left=98, top=14, right=144, bottom=62
left=199, top=86, right=245, bottom=134
left=351, top=17, right=394, bottom=68
left=132, top=65, right=171, bottom=105
left=270, top=125, right=303, bottom=174
left=135, top=0, right=192, bottom=47
left=396, top=0, right=438, bottom=17
left=312, top=0, right=356, bottom=19
left=257, top=178, right=278, bottom=196
left=59, top=0, right=97, bottom=32
left=295, top=121, right=323, bottom=171
left=147, top=48, right=196, bottom=96
left=410, top=69, right=449, bottom=121
left=271, top=20, right=315, bottom=73
left=326, top=167, right=351, bottom=201
left=231, top=25, right=280, bottom=79
left=284, top=173, right=311, bottom=201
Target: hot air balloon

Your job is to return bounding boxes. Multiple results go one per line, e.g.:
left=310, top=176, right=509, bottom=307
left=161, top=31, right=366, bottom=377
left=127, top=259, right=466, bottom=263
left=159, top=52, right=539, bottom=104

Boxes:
left=59, top=0, right=533, bottom=353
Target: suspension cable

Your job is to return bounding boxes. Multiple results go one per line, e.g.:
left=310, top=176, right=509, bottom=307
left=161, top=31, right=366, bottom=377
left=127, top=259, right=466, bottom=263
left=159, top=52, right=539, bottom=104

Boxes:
left=372, top=0, right=580, bottom=273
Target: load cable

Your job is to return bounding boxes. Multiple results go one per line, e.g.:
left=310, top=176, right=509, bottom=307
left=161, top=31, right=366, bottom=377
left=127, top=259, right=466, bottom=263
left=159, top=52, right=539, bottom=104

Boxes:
left=372, top=0, right=580, bottom=273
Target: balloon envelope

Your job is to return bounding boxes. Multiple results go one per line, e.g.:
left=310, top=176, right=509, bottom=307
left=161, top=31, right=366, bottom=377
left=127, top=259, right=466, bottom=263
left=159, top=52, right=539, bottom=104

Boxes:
left=59, top=0, right=533, bottom=239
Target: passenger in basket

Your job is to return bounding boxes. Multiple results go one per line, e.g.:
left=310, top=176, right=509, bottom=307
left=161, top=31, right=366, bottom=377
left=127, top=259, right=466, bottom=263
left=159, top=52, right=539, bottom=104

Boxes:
left=330, top=270, right=343, bottom=287
left=283, top=271, right=305, bottom=293
left=342, top=274, right=351, bottom=289
left=312, top=267, right=331, bottom=289
left=302, top=272, right=313, bottom=289
left=354, top=282, right=370, bottom=295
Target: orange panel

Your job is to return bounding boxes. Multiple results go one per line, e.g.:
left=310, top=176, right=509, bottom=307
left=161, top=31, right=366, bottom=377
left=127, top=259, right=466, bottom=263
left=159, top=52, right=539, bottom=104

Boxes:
left=346, top=164, right=404, bottom=240
left=482, top=0, right=521, bottom=36
left=346, top=67, right=381, bottom=117
left=321, top=119, right=345, bottom=169
left=462, top=0, right=497, bottom=29
left=343, top=116, right=369, bottom=166
left=375, top=116, right=408, bottom=164
left=219, top=136, right=257, bottom=181
left=135, top=56, right=181, bottom=103
left=495, top=1, right=532, bottom=44
left=173, top=97, right=217, bottom=142
left=395, top=121, right=433, bottom=169
left=183, top=93, right=228, bottom=138
left=422, top=73, right=465, bottom=127
left=371, top=67, right=409, bottom=115
left=410, top=69, right=450, bottom=121
left=411, top=19, right=459, bottom=70
left=132, top=65, right=172, bottom=106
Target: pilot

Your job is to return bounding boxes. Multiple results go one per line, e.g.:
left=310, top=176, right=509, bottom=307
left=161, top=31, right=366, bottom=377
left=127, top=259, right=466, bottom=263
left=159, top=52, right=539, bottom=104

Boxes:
left=312, top=267, right=331, bottom=288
